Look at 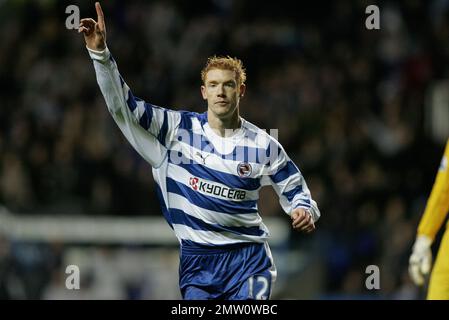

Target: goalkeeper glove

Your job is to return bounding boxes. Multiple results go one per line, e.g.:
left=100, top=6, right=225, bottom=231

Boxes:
left=408, top=235, right=432, bottom=286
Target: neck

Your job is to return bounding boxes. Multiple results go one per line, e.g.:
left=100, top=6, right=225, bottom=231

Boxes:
left=207, top=108, right=241, bottom=137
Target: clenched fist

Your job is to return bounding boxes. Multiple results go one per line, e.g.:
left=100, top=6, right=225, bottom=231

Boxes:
left=291, top=207, right=315, bottom=233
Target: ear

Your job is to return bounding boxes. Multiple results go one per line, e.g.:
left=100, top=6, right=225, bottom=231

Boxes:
left=200, top=85, right=207, bottom=100
left=239, top=83, right=246, bottom=98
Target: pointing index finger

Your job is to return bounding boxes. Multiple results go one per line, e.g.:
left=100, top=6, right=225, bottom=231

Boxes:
left=95, top=2, right=105, bottom=29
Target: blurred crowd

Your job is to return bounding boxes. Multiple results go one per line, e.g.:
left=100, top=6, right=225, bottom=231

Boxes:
left=1, top=0, right=449, bottom=299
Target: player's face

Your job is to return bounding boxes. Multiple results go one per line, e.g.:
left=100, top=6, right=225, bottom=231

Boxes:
left=201, top=69, right=245, bottom=119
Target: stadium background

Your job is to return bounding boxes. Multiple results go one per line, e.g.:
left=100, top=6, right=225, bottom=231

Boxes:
left=1, top=0, right=448, bottom=299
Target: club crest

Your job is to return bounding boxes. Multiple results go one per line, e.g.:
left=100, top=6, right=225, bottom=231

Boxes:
left=237, top=162, right=252, bottom=178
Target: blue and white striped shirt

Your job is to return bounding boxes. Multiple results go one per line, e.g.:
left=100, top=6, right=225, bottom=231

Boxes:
left=89, top=47, right=320, bottom=248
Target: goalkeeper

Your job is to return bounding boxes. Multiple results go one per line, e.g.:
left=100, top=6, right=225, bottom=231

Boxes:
left=409, top=138, right=449, bottom=299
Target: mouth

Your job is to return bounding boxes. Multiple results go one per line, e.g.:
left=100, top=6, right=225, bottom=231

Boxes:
left=215, top=101, right=229, bottom=105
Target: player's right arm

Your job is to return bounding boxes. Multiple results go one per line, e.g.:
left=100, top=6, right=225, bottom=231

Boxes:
left=409, top=139, right=449, bottom=286
left=79, top=3, right=180, bottom=168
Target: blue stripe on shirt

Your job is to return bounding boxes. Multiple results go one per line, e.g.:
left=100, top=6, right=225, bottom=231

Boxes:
left=138, top=102, right=154, bottom=130
left=293, top=200, right=311, bottom=209
left=166, top=177, right=258, bottom=215
left=154, top=182, right=173, bottom=229
left=178, top=111, right=203, bottom=130
left=180, top=239, right=256, bottom=253
left=168, top=151, right=261, bottom=191
left=282, top=185, right=303, bottom=202
left=174, top=131, right=269, bottom=164
left=170, top=208, right=264, bottom=236
left=157, top=109, right=169, bottom=145
left=270, top=160, right=299, bottom=184
left=126, top=88, right=138, bottom=112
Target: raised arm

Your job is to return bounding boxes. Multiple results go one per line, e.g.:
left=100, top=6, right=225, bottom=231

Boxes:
left=79, top=3, right=181, bottom=168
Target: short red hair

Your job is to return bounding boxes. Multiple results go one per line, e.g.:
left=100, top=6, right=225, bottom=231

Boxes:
left=201, top=55, right=246, bottom=86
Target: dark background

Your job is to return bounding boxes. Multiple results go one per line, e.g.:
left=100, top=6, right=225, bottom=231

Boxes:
left=0, top=0, right=448, bottom=299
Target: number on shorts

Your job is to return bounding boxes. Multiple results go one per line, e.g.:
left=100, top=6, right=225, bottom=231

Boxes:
left=248, top=275, right=269, bottom=300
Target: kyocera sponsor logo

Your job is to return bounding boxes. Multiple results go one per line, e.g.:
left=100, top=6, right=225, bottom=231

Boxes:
left=189, top=177, right=246, bottom=200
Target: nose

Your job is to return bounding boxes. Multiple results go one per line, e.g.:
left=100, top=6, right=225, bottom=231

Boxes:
left=217, top=84, right=226, bottom=97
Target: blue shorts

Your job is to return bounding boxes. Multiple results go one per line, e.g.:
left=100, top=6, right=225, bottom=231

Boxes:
left=179, top=241, right=276, bottom=300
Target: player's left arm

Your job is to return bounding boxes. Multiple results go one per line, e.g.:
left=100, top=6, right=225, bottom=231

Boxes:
left=262, top=140, right=320, bottom=233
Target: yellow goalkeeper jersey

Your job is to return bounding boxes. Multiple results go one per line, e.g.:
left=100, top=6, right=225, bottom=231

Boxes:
left=418, top=139, right=449, bottom=241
